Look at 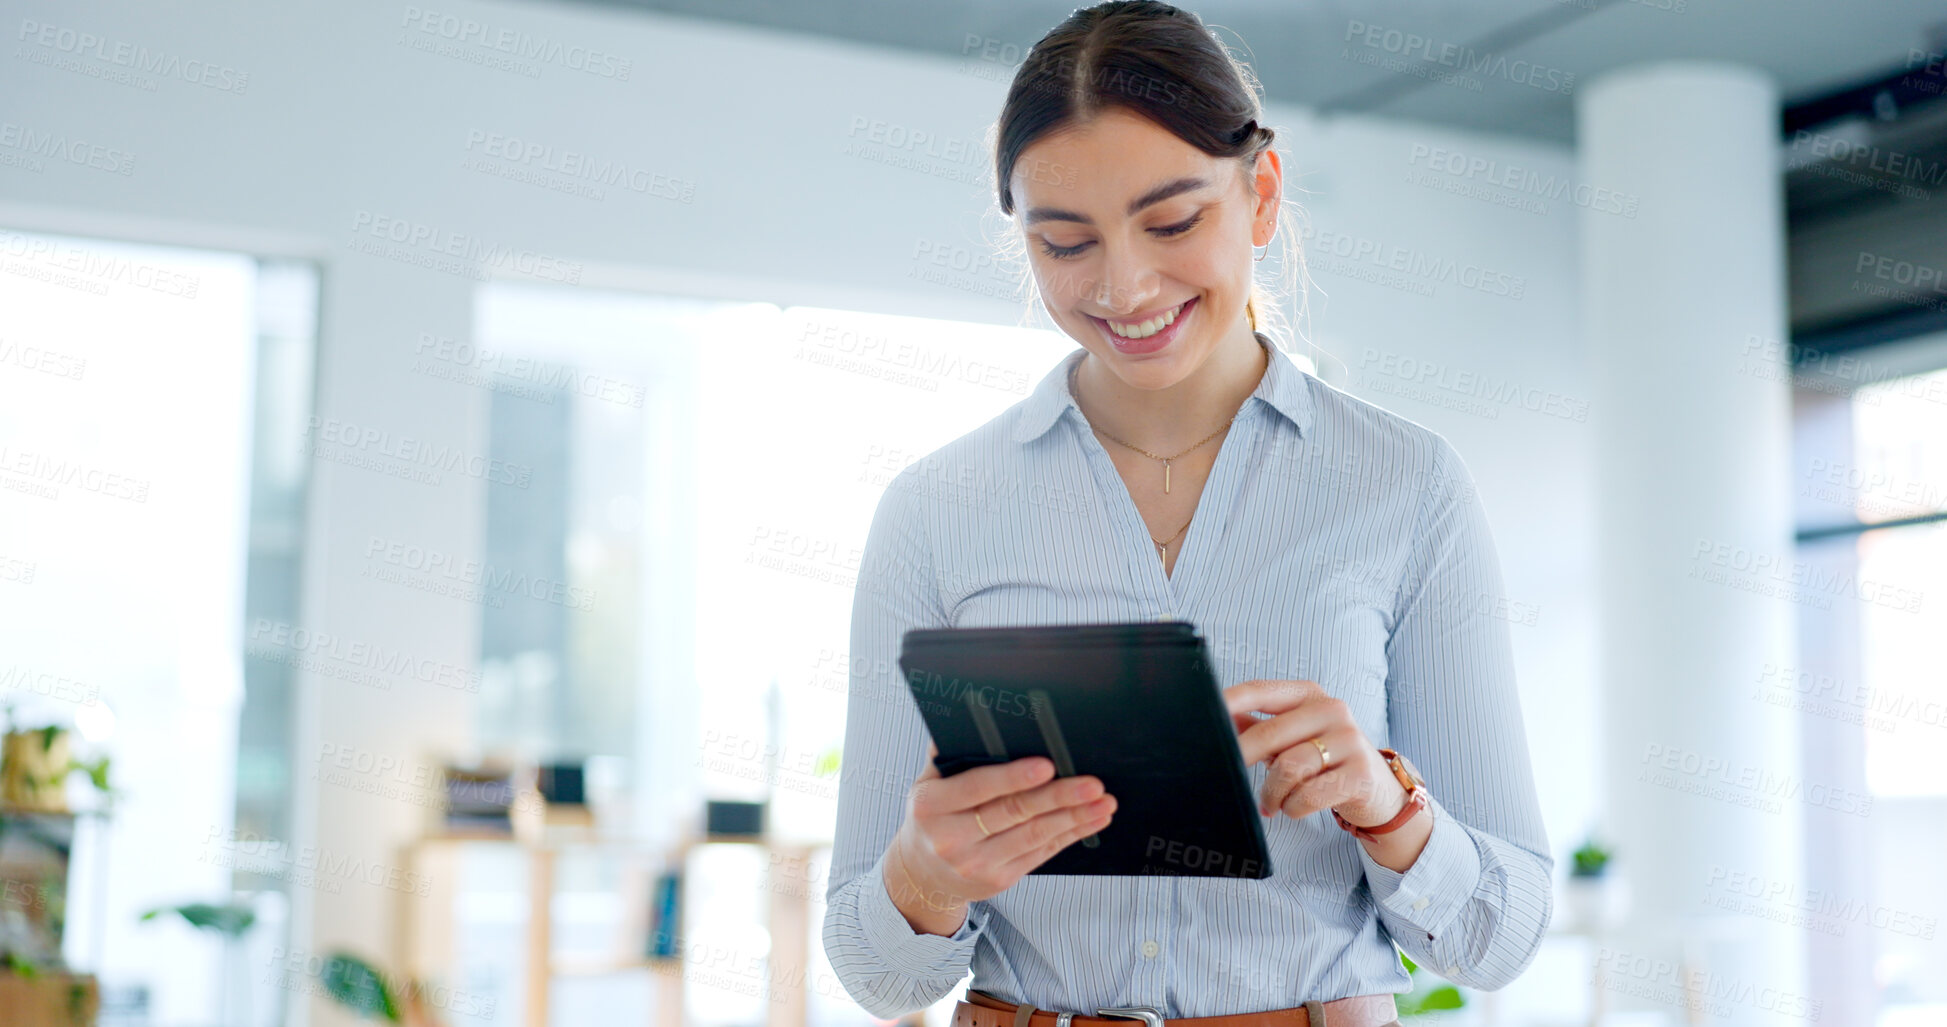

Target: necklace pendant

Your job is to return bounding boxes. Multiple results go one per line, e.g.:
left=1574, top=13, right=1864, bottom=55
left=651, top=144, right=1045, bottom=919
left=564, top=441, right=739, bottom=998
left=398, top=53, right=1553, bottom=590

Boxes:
left=1163, top=460, right=1171, bottom=494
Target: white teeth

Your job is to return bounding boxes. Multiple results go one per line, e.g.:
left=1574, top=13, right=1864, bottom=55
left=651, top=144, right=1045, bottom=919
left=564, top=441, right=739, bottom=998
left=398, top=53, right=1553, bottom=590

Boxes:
left=1107, top=301, right=1184, bottom=339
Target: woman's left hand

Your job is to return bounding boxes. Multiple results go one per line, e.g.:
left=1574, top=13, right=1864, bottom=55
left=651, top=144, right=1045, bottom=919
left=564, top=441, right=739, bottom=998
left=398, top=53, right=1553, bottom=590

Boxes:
left=1223, top=678, right=1405, bottom=826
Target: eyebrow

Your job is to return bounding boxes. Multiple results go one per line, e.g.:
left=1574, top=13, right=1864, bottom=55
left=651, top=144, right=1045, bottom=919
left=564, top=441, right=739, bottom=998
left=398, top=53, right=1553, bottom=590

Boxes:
left=1023, top=175, right=1211, bottom=226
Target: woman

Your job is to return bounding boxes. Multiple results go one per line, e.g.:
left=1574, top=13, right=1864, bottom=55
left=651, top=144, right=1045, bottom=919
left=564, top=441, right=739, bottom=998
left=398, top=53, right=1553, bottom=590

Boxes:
left=822, top=4, right=1553, bottom=1027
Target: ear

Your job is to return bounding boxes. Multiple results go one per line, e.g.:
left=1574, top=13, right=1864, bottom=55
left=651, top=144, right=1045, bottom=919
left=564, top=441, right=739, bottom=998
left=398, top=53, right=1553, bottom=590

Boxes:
left=1250, top=149, right=1283, bottom=246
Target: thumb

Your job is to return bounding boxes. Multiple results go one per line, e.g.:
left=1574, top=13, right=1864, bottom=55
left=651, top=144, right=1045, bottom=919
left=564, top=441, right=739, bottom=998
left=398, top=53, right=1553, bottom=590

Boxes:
left=916, top=738, right=941, bottom=781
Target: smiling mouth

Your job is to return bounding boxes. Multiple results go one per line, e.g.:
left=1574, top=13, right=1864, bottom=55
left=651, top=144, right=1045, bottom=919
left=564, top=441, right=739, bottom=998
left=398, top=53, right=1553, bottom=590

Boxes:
left=1097, top=298, right=1192, bottom=340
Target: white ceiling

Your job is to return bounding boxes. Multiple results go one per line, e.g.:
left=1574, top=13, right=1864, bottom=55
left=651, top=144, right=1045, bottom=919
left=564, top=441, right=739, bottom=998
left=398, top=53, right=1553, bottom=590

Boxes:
left=545, top=0, right=1947, bottom=143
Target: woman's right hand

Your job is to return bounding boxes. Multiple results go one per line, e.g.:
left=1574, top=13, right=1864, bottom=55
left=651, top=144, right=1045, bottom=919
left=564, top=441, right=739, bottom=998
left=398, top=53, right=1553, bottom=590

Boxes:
left=884, top=740, right=1117, bottom=932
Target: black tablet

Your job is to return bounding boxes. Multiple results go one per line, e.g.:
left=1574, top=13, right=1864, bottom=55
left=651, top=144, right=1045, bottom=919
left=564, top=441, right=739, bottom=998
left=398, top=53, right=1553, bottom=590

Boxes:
left=898, top=620, right=1272, bottom=879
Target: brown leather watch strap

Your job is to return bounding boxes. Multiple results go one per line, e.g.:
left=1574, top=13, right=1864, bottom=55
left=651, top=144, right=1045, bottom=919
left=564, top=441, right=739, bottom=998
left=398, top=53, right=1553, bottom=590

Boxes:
left=1332, top=748, right=1428, bottom=842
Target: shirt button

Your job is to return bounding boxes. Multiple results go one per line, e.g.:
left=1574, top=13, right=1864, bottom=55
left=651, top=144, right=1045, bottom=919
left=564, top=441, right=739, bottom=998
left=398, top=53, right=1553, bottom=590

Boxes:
left=1445, top=965, right=1459, bottom=976
left=1141, top=939, right=1160, bottom=958
left=1412, top=896, right=1429, bottom=911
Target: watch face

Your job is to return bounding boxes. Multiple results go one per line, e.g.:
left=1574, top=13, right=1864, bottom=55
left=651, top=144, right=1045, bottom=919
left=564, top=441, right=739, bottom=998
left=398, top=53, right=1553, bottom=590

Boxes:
left=1393, top=752, right=1425, bottom=789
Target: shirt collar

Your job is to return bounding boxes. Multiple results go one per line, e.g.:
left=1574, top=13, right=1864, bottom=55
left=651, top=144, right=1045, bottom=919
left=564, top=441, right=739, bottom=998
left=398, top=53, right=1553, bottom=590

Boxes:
left=1011, top=331, right=1314, bottom=445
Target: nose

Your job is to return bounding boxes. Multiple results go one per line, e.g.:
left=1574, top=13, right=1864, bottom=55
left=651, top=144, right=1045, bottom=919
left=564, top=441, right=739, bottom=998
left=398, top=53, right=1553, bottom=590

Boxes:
left=1092, top=246, right=1156, bottom=317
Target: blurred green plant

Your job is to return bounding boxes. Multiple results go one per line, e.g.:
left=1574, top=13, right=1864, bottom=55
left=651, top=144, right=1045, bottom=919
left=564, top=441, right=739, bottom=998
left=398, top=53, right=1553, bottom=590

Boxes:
left=1571, top=835, right=1613, bottom=878
left=1395, top=952, right=1465, bottom=1017
left=320, top=951, right=403, bottom=1023
left=140, top=902, right=257, bottom=938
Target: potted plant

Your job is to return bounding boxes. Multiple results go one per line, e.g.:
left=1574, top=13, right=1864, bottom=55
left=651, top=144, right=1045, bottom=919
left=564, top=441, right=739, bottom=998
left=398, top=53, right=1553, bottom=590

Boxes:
left=1562, top=834, right=1625, bottom=933
left=1, top=723, right=71, bottom=813
left=0, top=704, right=115, bottom=814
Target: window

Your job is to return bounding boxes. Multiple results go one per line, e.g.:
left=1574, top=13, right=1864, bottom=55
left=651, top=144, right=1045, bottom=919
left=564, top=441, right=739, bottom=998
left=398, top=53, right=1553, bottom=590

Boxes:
left=0, top=226, right=318, bottom=1025
left=1792, top=351, right=1947, bottom=1024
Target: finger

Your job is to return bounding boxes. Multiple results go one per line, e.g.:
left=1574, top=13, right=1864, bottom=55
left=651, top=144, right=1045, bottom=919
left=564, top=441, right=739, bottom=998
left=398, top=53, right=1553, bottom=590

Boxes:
left=916, top=739, right=941, bottom=781
left=914, top=753, right=1056, bottom=818
left=1258, top=722, right=1358, bottom=812
left=956, top=771, right=1107, bottom=851
left=995, top=796, right=1117, bottom=877
left=1224, top=678, right=1323, bottom=718
left=1278, top=764, right=1367, bottom=822
left=1258, top=741, right=1325, bottom=815
left=1235, top=696, right=1346, bottom=767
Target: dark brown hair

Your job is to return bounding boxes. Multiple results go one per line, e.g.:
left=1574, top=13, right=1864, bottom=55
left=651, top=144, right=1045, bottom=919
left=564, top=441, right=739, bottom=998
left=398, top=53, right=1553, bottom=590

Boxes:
left=991, top=1, right=1306, bottom=340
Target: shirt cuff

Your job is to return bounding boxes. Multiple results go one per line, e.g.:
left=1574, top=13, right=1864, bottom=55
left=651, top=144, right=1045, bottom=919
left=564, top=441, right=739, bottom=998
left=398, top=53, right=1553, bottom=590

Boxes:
left=860, top=846, right=987, bottom=976
left=1357, top=795, right=1482, bottom=939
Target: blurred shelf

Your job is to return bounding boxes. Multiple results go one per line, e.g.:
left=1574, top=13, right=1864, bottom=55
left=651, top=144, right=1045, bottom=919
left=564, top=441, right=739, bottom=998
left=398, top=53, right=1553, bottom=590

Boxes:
left=402, top=831, right=819, bottom=1027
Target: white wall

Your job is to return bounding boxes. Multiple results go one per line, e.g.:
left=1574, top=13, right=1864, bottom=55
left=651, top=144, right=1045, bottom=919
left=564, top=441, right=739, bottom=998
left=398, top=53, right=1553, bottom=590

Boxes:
left=3, top=0, right=1595, bottom=1019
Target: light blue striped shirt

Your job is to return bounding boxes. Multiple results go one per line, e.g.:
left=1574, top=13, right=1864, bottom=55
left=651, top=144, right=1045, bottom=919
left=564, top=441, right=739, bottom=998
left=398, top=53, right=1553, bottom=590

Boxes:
left=822, top=331, right=1554, bottom=1019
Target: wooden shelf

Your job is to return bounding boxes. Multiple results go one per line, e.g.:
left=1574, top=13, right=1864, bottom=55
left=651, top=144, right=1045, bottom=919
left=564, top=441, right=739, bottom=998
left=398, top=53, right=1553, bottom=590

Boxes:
left=401, top=832, right=821, bottom=1027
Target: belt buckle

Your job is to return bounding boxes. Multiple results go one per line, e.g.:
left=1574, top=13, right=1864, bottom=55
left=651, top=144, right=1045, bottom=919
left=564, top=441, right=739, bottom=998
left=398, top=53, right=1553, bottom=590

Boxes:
left=1095, top=1006, right=1166, bottom=1027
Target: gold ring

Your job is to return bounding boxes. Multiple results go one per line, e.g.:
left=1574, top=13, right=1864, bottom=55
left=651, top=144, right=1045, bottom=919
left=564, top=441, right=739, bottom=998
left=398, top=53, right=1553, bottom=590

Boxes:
left=975, top=810, right=992, bottom=838
left=1310, top=736, right=1330, bottom=769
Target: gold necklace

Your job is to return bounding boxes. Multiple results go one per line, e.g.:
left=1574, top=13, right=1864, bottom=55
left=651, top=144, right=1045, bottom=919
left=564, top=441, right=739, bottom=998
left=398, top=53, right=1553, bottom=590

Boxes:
left=1068, top=361, right=1224, bottom=562
left=1069, top=361, right=1236, bottom=494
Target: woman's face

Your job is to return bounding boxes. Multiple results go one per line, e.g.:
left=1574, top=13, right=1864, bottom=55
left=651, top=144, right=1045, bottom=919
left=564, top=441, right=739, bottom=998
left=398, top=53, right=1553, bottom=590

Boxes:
left=1011, top=106, right=1279, bottom=391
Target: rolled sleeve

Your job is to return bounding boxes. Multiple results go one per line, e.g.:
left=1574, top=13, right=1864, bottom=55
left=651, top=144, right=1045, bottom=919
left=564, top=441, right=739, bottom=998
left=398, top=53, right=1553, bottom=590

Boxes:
left=1358, top=796, right=1483, bottom=939
left=858, top=846, right=990, bottom=974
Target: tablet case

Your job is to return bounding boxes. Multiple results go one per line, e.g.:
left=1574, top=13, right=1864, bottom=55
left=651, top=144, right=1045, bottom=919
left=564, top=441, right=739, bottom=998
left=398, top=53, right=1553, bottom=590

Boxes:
left=898, top=620, right=1272, bottom=878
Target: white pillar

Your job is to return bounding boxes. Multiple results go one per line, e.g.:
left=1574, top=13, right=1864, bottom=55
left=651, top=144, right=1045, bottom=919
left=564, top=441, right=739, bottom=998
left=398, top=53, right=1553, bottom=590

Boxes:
left=1579, top=62, right=1807, bottom=1022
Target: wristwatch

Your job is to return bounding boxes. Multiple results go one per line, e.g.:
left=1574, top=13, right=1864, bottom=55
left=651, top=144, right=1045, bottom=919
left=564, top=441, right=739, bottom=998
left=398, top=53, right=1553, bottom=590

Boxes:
left=1332, top=748, right=1429, bottom=842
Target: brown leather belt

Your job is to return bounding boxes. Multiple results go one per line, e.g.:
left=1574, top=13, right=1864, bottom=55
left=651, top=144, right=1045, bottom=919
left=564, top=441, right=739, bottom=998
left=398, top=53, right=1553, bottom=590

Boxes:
left=953, top=988, right=1400, bottom=1027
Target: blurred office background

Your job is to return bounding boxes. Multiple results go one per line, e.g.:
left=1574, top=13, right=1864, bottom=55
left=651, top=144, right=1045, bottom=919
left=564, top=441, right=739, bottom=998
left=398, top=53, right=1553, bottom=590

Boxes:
left=1, top=0, right=1944, bottom=1025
